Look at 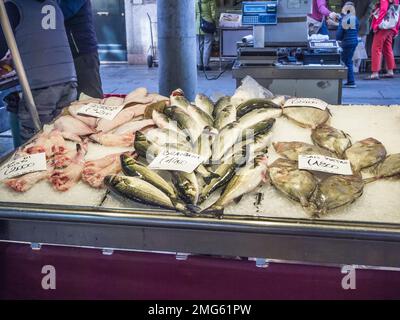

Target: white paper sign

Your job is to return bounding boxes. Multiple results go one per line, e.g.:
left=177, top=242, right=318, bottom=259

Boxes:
left=0, top=153, right=47, bottom=180
left=77, top=103, right=124, bottom=120
left=284, top=98, right=328, bottom=110
left=148, top=149, right=204, bottom=173
left=298, top=154, right=353, bottom=175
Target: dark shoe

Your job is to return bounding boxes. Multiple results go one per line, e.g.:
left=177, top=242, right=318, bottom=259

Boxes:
left=344, top=82, right=357, bottom=88
left=204, top=66, right=211, bottom=71
left=197, top=65, right=204, bottom=71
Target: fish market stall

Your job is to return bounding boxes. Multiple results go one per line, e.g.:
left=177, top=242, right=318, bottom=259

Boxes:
left=0, top=80, right=400, bottom=298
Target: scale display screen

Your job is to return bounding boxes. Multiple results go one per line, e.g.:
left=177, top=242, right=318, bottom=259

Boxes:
left=242, top=1, right=278, bottom=25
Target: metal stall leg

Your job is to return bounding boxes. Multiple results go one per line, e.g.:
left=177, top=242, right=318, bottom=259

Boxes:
left=157, top=0, right=197, bottom=101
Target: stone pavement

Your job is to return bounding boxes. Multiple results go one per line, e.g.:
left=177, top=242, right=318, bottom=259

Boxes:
left=100, top=64, right=400, bottom=105
left=1, top=64, right=400, bottom=158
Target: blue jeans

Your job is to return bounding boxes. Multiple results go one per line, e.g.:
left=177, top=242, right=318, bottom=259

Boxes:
left=341, top=45, right=357, bottom=84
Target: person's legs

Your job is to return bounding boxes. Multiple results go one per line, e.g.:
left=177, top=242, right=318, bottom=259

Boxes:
left=74, top=52, right=103, bottom=99
left=203, top=33, right=213, bottom=69
left=18, top=82, right=77, bottom=143
left=382, top=30, right=396, bottom=76
left=370, top=30, right=386, bottom=77
left=196, top=35, right=204, bottom=69
left=55, top=82, right=78, bottom=116
left=342, top=45, right=357, bottom=85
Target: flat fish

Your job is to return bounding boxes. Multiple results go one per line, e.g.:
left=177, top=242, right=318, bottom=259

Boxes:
left=345, top=137, right=387, bottom=172
left=268, top=158, right=318, bottom=211
left=273, top=141, right=334, bottom=161
left=365, top=153, right=400, bottom=183
left=311, top=124, right=352, bottom=158
left=310, top=175, right=364, bottom=216
left=283, top=107, right=330, bottom=129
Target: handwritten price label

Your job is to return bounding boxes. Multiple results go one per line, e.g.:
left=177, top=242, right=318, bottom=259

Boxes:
left=284, top=98, right=328, bottom=110
left=77, top=103, right=124, bottom=120
left=298, top=155, right=353, bottom=175
left=0, top=153, right=47, bottom=180
left=148, top=149, right=204, bottom=173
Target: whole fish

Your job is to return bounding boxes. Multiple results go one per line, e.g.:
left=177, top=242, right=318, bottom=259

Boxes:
left=223, top=128, right=272, bottom=163
left=310, top=175, right=364, bottom=216
left=170, top=94, right=191, bottom=113
left=241, top=118, right=276, bottom=140
left=152, top=110, right=186, bottom=137
left=90, top=132, right=135, bottom=147
left=187, top=104, right=214, bottom=128
left=270, top=95, right=287, bottom=107
left=135, top=132, right=217, bottom=183
left=96, top=107, right=136, bottom=133
left=214, top=105, right=236, bottom=131
left=164, top=106, right=205, bottom=143
left=195, top=134, right=214, bottom=165
left=211, top=122, right=242, bottom=162
left=345, top=138, right=387, bottom=172
left=199, top=151, right=247, bottom=203
left=145, top=128, right=191, bottom=150
left=143, top=101, right=168, bottom=119
left=311, top=125, right=352, bottom=158
left=203, top=155, right=269, bottom=217
left=134, top=131, right=189, bottom=161
left=364, top=153, right=400, bottom=183
left=273, top=141, right=334, bottom=161
left=236, top=98, right=281, bottom=118
left=212, top=119, right=275, bottom=163
left=171, top=171, right=201, bottom=205
left=213, top=96, right=231, bottom=118
left=104, top=175, right=197, bottom=215
left=283, top=107, right=330, bottom=129
left=121, top=153, right=178, bottom=200
left=237, top=108, right=282, bottom=131
left=112, top=119, right=155, bottom=135
left=195, top=93, right=214, bottom=116
left=268, top=158, right=318, bottom=210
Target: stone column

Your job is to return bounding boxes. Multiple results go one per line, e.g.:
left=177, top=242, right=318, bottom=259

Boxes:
left=157, top=0, right=197, bottom=100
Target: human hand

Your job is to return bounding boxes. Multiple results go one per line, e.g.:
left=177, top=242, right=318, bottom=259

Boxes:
left=329, top=12, right=340, bottom=21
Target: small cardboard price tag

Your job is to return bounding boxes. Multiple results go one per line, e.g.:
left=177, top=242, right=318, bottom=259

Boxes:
left=298, top=154, right=353, bottom=175
left=148, top=149, right=204, bottom=173
left=284, top=98, right=328, bottom=110
left=77, top=103, right=124, bottom=120
left=0, top=153, right=47, bottom=180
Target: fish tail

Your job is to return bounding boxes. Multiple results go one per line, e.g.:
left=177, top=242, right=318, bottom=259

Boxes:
left=203, top=172, right=220, bottom=185
left=363, top=177, right=379, bottom=184
left=201, top=205, right=224, bottom=218
left=173, top=200, right=200, bottom=216
left=198, top=194, right=208, bottom=204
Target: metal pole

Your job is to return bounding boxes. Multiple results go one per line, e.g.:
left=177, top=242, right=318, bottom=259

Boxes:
left=0, top=0, right=42, bottom=132
left=157, top=0, right=197, bottom=101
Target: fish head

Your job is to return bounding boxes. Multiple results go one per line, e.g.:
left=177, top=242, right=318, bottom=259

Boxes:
left=171, top=89, right=184, bottom=97
left=120, top=153, right=137, bottom=167
left=272, top=142, right=289, bottom=154
left=254, top=154, right=269, bottom=167
left=104, top=175, right=121, bottom=187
